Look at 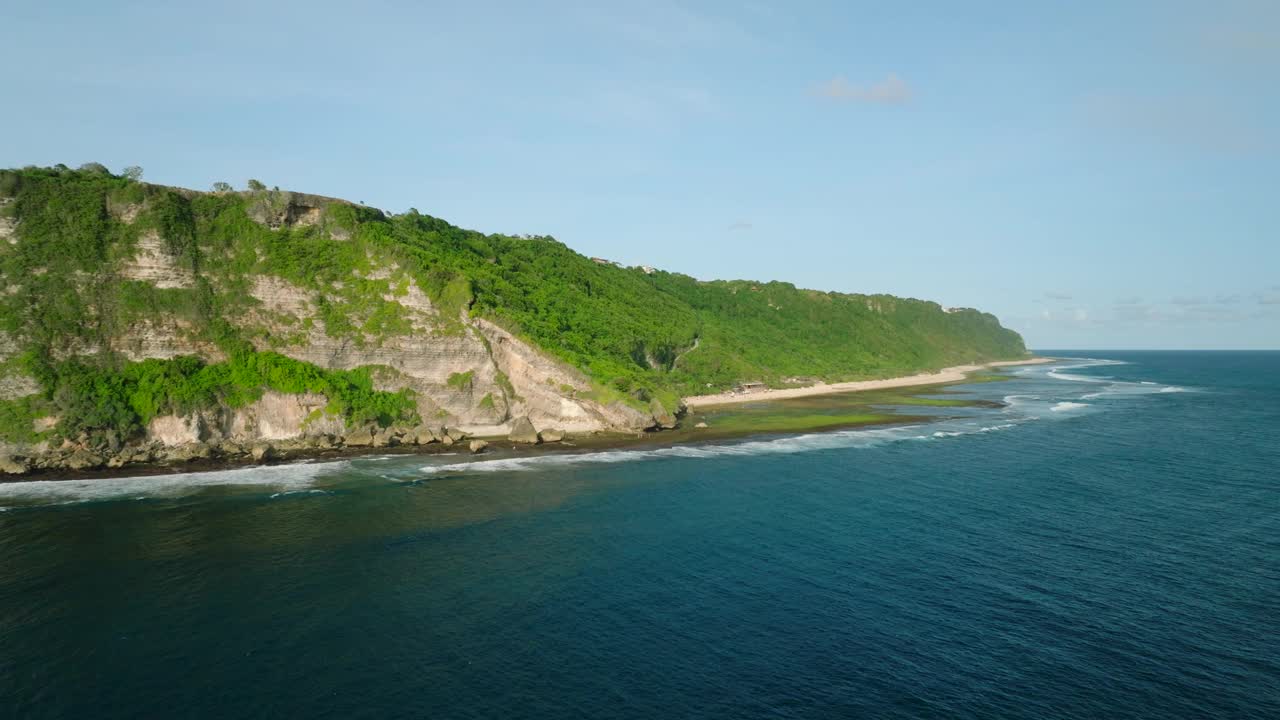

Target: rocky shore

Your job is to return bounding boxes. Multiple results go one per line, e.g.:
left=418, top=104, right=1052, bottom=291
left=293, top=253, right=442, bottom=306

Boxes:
left=0, top=414, right=591, bottom=477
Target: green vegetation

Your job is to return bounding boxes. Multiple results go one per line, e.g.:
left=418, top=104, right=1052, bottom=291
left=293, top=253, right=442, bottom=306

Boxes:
left=18, top=350, right=415, bottom=441
left=0, top=165, right=1027, bottom=445
left=446, top=370, right=475, bottom=391
left=680, top=381, right=1010, bottom=438
left=494, top=371, right=517, bottom=401
left=0, top=395, right=52, bottom=444
left=870, top=395, right=974, bottom=407
left=958, top=373, right=1014, bottom=384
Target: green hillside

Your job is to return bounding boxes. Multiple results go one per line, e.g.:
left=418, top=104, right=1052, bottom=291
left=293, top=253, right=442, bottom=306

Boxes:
left=0, top=165, right=1026, bottom=444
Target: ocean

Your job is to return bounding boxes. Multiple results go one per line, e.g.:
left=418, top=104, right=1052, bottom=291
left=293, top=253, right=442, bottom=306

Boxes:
left=1, top=351, right=1277, bottom=719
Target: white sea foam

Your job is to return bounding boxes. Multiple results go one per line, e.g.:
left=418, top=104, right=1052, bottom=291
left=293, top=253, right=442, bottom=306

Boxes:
left=1047, top=369, right=1111, bottom=383
left=0, top=461, right=349, bottom=507
left=417, top=421, right=1027, bottom=476
left=1076, top=381, right=1193, bottom=400
left=269, top=489, right=334, bottom=499
left=1051, top=401, right=1090, bottom=412
left=1040, top=358, right=1195, bottom=399
left=1002, top=394, right=1039, bottom=403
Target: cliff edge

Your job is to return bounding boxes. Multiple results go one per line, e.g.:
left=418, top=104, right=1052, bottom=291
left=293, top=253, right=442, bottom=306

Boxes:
left=0, top=165, right=1027, bottom=474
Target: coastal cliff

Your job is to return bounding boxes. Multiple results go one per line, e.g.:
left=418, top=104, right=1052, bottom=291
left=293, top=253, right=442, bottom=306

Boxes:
left=0, top=165, right=1027, bottom=474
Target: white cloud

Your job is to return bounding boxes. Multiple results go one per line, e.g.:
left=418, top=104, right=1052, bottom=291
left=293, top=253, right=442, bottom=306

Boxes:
left=816, top=73, right=912, bottom=105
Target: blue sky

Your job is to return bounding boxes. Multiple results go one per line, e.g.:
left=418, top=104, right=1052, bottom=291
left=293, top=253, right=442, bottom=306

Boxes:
left=2, top=0, right=1277, bottom=349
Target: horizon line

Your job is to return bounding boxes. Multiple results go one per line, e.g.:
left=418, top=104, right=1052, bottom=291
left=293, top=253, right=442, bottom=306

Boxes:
left=1029, top=345, right=1280, bottom=348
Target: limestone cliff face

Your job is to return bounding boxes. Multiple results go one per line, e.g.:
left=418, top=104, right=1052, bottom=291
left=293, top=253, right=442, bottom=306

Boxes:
left=0, top=183, right=678, bottom=473
left=146, top=391, right=345, bottom=446
left=0, top=178, right=691, bottom=471
left=0, top=197, right=17, bottom=245
left=230, top=259, right=658, bottom=437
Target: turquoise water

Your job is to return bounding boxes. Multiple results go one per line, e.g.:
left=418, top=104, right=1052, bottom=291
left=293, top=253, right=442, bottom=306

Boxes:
left=2, top=352, right=1277, bottom=719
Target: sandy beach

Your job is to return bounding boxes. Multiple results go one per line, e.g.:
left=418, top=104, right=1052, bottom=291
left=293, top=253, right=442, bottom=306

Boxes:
left=682, top=357, right=1056, bottom=408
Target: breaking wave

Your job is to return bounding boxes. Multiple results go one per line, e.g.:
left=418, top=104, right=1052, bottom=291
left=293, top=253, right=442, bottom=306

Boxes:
left=1036, top=358, right=1193, bottom=398
left=418, top=420, right=1030, bottom=476
left=1051, top=401, right=1090, bottom=412
left=0, top=461, right=349, bottom=508
left=0, top=356, right=1200, bottom=502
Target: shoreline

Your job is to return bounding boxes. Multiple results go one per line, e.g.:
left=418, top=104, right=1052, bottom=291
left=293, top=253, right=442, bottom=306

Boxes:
left=0, top=412, right=934, bottom=488
left=682, top=357, right=1056, bottom=408
left=1, top=358, right=1053, bottom=484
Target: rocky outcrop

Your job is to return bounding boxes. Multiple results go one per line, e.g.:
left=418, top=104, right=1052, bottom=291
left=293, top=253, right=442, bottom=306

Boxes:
left=0, top=186, right=684, bottom=475
left=650, top=399, right=678, bottom=430
left=148, top=414, right=204, bottom=446
left=66, top=448, right=103, bottom=470
left=0, top=197, right=16, bottom=245
left=119, top=231, right=195, bottom=289
left=244, top=191, right=353, bottom=234
left=235, top=391, right=343, bottom=441
left=165, top=443, right=212, bottom=462
left=344, top=426, right=375, bottom=447
left=250, top=443, right=274, bottom=462
left=473, top=318, right=658, bottom=433
left=0, top=453, right=31, bottom=474
left=110, top=317, right=219, bottom=362
left=508, top=416, right=540, bottom=444
left=408, top=425, right=437, bottom=445
left=0, top=372, right=40, bottom=401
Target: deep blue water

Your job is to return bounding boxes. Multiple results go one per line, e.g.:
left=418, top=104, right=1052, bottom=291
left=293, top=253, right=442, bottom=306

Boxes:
left=1, top=352, right=1278, bottom=719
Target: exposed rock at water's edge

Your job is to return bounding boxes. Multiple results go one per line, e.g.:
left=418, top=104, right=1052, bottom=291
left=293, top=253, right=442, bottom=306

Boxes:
left=1, top=454, right=31, bottom=475
left=650, top=399, right=678, bottom=430
left=344, top=426, right=376, bottom=447
left=409, top=425, right=437, bottom=445
left=66, top=450, right=103, bottom=470
left=508, top=416, right=540, bottom=444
